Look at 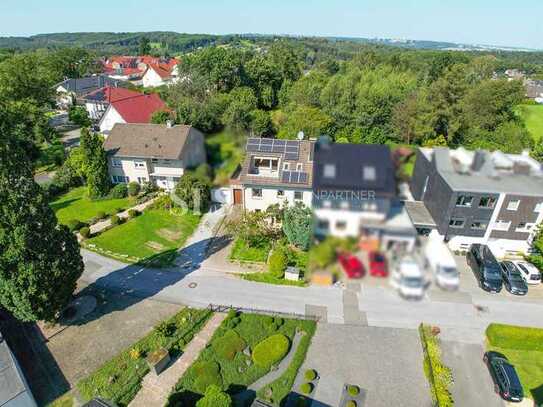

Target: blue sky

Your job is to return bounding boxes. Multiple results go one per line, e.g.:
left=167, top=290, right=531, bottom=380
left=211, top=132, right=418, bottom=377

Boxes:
left=0, top=0, right=541, bottom=49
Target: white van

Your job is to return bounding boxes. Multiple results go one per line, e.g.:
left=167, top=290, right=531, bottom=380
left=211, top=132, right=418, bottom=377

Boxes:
left=424, top=237, right=459, bottom=291
left=391, top=257, right=426, bottom=300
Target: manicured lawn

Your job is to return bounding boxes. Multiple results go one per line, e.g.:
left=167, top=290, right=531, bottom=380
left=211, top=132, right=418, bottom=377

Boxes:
left=51, top=186, right=135, bottom=225
left=84, top=208, right=201, bottom=266
left=78, top=308, right=212, bottom=407
left=517, top=104, right=543, bottom=142
left=167, top=312, right=316, bottom=407
left=229, top=238, right=271, bottom=263
left=206, top=131, right=244, bottom=186
left=486, top=323, right=543, bottom=404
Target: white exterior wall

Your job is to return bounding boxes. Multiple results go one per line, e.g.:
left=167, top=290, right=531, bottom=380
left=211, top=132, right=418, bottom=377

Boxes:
left=108, top=157, right=184, bottom=191
left=243, top=187, right=312, bottom=211
left=142, top=68, right=166, bottom=88
left=314, top=208, right=364, bottom=237
left=446, top=234, right=531, bottom=258
left=99, top=106, right=126, bottom=134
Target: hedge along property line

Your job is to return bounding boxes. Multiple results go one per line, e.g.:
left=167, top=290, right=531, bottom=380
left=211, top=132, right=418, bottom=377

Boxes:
left=77, top=308, right=212, bottom=407
left=257, top=322, right=317, bottom=406
left=419, top=324, right=454, bottom=407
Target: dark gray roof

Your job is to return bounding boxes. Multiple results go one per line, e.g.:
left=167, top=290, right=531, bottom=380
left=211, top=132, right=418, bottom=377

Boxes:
left=0, top=335, right=36, bottom=407
left=104, top=123, right=198, bottom=160
left=312, top=140, right=396, bottom=198
left=55, top=75, right=124, bottom=96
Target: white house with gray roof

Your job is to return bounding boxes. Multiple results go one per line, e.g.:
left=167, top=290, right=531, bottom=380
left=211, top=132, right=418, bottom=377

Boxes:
left=103, top=123, right=206, bottom=191
left=410, top=146, right=543, bottom=257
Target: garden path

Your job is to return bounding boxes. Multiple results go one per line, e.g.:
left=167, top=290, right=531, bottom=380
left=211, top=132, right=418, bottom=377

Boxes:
left=129, top=312, right=227, bottom=407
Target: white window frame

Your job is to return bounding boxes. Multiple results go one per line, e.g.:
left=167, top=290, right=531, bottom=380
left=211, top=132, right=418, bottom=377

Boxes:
left=493, top=220, right=511, bottom=231
left=507, top=200, right=520, bottom=211
left=251, top=188, right=263, bottom=199
left=296, top=163, right=303, bottom=171
left=456, top=195, right=473, bottom=207
left=535, top=203, right=543, bottom=213
left=478, top=196, right=496, bottom=209
left=283, top=162, right=290, bottom=171
left=516, top=222, right=534, bottom=232
left=470, top=220, right=488, bottom=230
left=134, top=161, right=146, bottom=169
left=294, top=191, right=303, bottom=201
left=253, top=157, right=279, bottom=173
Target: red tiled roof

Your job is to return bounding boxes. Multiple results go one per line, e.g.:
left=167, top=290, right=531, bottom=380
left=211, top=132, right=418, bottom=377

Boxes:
left=83, top=86, right=143, bottom=103
left=110, top=93, right=166, bottom=124
left=147, top=63, right=174, bottom=79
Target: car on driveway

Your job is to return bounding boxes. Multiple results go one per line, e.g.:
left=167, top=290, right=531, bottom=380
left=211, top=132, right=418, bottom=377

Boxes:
left=500, top=262, right=528, bottom=295
left=338, top=253, right=365, bottom=279
left=512, top=261, right=541, bottom=285
left=467, top=244, right=503, bottom=293
left=483, top=351, right=524, bottom=402
left=368, top=251, right=388, bottom=277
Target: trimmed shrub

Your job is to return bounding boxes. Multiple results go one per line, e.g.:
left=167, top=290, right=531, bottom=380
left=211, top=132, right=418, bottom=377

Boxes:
left=96, top=211, right=106, bottom=220
left=252, top=334, right=290, bottom=369
left=299, top=382, right=313, bottom=395
left=127, top=209, right=138, bottom=218
left=304, top=369, right=317, bottom=381
left=347, top=385, right=359, bottom=396
left=156, top=321, right=175, bottom=338
left=80, top=226, right=91, bottom=239
left=196, top=384, right=232, bottom=407
left=128, top=181, right=141, bottom=197
left=110, top=183, right=128, bottom=199
left=193, top=361, right=223, bottom=394
left=212, top=330, right=246, bottom=360
left=269, top=248, right=288, bottom=279
left=110, top=215, right=121, bottom=226
left=66, top=219, right=84, bottom=232
left=346, top=401, right=357, bottom=407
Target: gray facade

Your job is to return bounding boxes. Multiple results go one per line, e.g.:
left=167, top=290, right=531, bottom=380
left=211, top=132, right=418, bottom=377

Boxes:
left=490, top=194, right=542, bottom=240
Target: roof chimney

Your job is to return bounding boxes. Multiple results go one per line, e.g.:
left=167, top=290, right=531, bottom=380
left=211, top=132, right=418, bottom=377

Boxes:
left=471, top=150, right=486, bottom=172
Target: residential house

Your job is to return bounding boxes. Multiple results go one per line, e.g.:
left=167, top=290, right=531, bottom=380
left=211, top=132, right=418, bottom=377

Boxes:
left=80, top=86, right=144, bottom=122
left=142, top=60, right=179, bottom=88
left=103, top=123, right=206, bottom=191
left=410, top=146, right=543, bottom=257
left=312, top=138, right=417, bottom=251
left=525, top=79, right=543, bottom=102
left=54, top=75, right=123, bottom=108
left=230, top=137, right=314, bottom=211
left=0, top=332, right=37, bottom=407
left=98, top=93, right=166, bottom=134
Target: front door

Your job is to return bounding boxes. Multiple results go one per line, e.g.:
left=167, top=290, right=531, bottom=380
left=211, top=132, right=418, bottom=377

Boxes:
left=233, top=189, right=243, bottom=205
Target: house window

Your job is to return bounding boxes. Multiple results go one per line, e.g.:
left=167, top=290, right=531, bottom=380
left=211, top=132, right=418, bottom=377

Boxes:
left=535, top=202, right=543, bottom=212
left=294, top=191, right=303, bottom=201
left=335, top=220, right=347, bottom=231
left=134, top=161, right=145, bottom=169
left=277, top=190, right=285, bottom=198
left=449, top=218, right=465, bottom=228
left=471, top=221, right=488, bottom=230
left=516, top=222, right=533, bottom=232
left=112, top=159, right=122, bottom=167
left=252, top=188, right=263, bottom=199
left=296, top=163, right=303, bottom=171
left=456, top=195, right=473, bottom=207
left=112, top=175, right=128, bottom=183
left=340, top=201, right=350, bottom=210
left=507, top=200, right=520, bottom=211
left=317, top=219, right=329, bottom=231
left=479, top=197, right=496, bottom=208
left=323, top=164, right=336, bottom=178
left=283, top=162, right=290, bottom=171
left=151, top=158, right=159, bottom=164
left=323, top=200, right=332, bottom=208
left=254, top=157, right=278, bottom=172
left=493, top=220, right=511, bottom=231
left=363, top=166, right=376, bottom=181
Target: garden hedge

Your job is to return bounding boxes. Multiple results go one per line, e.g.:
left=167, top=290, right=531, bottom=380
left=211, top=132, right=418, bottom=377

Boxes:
left=193, top=361, right=223, bottom=394
left=252, top=333, right=290, bottom=369
left=212, top=329, right=246, bottom=360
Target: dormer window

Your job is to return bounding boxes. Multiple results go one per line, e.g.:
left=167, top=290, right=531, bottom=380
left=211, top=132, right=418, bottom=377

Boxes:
left=323, top=164, right=336, bottom=178
left=296, top=163, right=303, bottom=171
left=253, top=157, right=279, bottom=174
left=363, top=166, right=376, bottom=181
left=283, top=162, right=290, bottom=171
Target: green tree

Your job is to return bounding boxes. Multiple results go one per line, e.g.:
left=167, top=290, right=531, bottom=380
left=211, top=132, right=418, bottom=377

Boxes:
left=151, top=109, right=174, bottom=124
left=282, top=203, right=313, bottom=251
left=277, top=106, right=332, bottom=139
left=69, top=106, right=91, bottom=127
left=80, top=129, right=110, bottom=198
left=0, top=109, right=83, bottom=322
left=139, top=37, right=151, bottom=55
left=174, top=172, right=210, bottom=212
left=196, top=385, right=232, bottom=407
left=250, top=109, right=272, bottom=137
left=221, top=87, right=258, bottom=132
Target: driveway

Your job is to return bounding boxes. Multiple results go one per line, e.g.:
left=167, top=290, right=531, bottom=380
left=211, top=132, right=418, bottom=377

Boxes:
left=441, top=340, right=505, bottom=407
left=299, top=323, right=432, bottom=407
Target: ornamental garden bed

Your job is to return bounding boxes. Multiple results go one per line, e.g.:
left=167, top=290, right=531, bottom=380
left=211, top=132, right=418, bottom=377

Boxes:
left=167, top=311, right=316, bottom=407
left=77, top=308, right=212, bottom=407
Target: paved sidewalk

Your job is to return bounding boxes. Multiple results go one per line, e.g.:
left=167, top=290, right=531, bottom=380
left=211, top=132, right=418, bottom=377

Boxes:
left=129, top=312, right=226, bottom=407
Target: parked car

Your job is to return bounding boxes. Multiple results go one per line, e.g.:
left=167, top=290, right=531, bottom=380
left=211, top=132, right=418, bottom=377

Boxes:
left=500, top=262, right=528, bottom=296
left=483, top=351, right=524, bottom=402
left=391, top=257, right=426, bottom=300
left=467, top=244, right=503, bottom=293
left=368, top=251, right=388, bottom=277
left=424, top=236, right=459, bottom=290
left=512, top=261, right=542, bottom=285
left=338, top=253, right=365, bottom=279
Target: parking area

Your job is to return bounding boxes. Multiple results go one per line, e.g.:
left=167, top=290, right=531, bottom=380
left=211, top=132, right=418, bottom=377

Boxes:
left=300, top=323, right=432, bottom=407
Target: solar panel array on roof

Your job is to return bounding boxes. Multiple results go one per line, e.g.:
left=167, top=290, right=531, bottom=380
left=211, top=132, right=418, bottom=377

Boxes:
left=281, top=170, right=308, bottom=184
left=246, top=138, right=299, bottom=160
